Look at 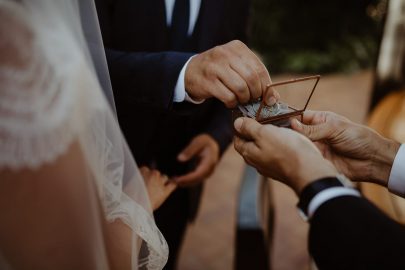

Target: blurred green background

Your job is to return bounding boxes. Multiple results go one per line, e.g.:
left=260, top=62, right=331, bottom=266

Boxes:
left=250, top=0, right=387, bottom=73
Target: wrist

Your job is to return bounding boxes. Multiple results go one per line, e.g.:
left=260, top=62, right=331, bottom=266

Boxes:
left=371, top=138, right=401, bottom=187
left=297, top=174, right=358, bottom=220
left=292, top=157, right=338, bottom=195
left=184, top=55, right=203, bottom=101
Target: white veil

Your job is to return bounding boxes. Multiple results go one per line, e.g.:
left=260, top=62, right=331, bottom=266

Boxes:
left=0, top=0, right=168, bottom=269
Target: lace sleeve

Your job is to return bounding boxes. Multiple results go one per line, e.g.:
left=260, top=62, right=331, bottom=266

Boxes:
left=0, top=2, right=88, bottom=169
left=0, top=2, right=169, bottom=269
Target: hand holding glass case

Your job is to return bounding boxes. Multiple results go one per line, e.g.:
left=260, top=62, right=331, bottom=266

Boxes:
left=232, top=75, right=320, bottom=127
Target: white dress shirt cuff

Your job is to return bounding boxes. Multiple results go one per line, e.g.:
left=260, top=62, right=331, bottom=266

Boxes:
left=173, top=56, right=205, bottom=104
left=388, top=144, right=405, bottom=197
left=308, top=187, right=361, bottom=219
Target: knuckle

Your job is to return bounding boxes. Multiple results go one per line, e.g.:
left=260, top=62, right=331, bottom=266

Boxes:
left=239, top=143, right=249, bottom=157
left=324, top=111, right=334, bottom=120
left=234, top=138, right=243, bottom=151
left=235, top=81, right=247, bottom=94
left=305, top=126, right=315, bottom=137
left=204, top=62, right=216, bottom=76
left=224, top=101, right=234, bottom=108
left=141, top=168, right=151, bottom=177
left=230, top=39, right=245, bottom=48
left=212, top=45, right=226, bottom=58
left=224, top=95, right=237, bottom=108
left=246, top=77, right=260, bottom=95
left=239, top=96, right=250, bottom=104
left=245, top=69, right=257, bottom=83
left=257, top=66, right=269, bottom=78
left=252, top=88, right=262, bottom=99
left=234, top=89, right=249, bottom=104
left=257, top=125, right=266, bottom=138
left=239, top=118, right=248, bottom=133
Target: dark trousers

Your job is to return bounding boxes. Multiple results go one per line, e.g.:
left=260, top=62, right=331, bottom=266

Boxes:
left=154, top=188, right=190, bottom=270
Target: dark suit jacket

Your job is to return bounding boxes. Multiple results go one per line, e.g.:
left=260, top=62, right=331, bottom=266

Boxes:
left=95, top=0, right=251, bottom=176
left=309, top=196, right=405, bottom=270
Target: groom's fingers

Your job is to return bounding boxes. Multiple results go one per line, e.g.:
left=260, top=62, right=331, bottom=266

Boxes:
left=264, top=86, right=280, bottom=106
left=228, top=61, right=261, bottom=101
left=237, top=56, right=269, bottom=101
left=185, top=40, right=272, bottom=107
left=226, top=46, right=272, bottom=104
left=178, top=138, right=204, bottom=162
left=212, top=80, right=238, bottom=108
left=216, top=66, right=250, bottom=104
left=228, top=40, right=267, bottom=100
left=174, top=155, right=212, bottom=186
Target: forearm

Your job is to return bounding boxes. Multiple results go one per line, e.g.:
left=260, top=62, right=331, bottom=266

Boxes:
left=292, top=158, right=338, bottom=196
left=105, top=219, right=133, bottom=270
left=0, top=142, right=108, bottom=270
left=370, top=136, right=401, bottom=187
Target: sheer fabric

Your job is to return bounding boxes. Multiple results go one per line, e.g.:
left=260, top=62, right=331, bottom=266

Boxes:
left=0, top=0, right=168, bottom=269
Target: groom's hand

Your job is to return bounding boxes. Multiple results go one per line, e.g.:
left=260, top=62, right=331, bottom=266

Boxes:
left=174, top=134, right=220, bottom=186
left=185, top=40, right=277, bottom=108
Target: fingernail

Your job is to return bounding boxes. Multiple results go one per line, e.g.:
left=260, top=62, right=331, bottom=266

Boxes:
left=178, top=153, right=186, bottom=161
left=267, top=96, right=276, bottom=106
left=234, top=118, right=243, bottom=131
left=274, top=91, right=280, bottom=100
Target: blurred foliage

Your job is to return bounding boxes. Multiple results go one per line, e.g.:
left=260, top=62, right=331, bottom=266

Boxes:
left=249, top=0, right=387, bottom=73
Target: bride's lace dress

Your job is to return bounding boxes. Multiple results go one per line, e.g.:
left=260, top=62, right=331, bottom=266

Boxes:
left=0, top=0, right=168, bottom=269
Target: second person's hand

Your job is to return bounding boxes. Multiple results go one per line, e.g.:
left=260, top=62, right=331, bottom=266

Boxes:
left=233, top=117, right=337, bottom=195
left=291, top=110, right=401, bottom=186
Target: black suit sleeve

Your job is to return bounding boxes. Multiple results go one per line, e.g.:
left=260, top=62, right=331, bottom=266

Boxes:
left=309, top=196, right=405, bottom=270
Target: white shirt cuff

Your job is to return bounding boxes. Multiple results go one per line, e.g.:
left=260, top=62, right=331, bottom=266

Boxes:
left=388, top=144, right=405, bottom=197
left=173, top=56, right=205, bottom=104
left=308, top=187, right=361, bottom=219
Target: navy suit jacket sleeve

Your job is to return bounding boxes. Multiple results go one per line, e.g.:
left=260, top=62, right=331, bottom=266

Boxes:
left=105, top=48, right=193, bottom=111
left=309, top=196, right=405, bottom=270
left=96, top=0, right=195, bottom=112
left=198, top=99, right=233, bottom=155
left=95, top=0, right=251, bottom=153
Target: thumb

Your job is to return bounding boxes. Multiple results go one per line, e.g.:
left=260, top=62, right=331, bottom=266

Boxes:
left=234, top=117, right=261, bottom=141
left=291, top=118, right=330, bottom=141
left=178, top=138, right=203, bottom=162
